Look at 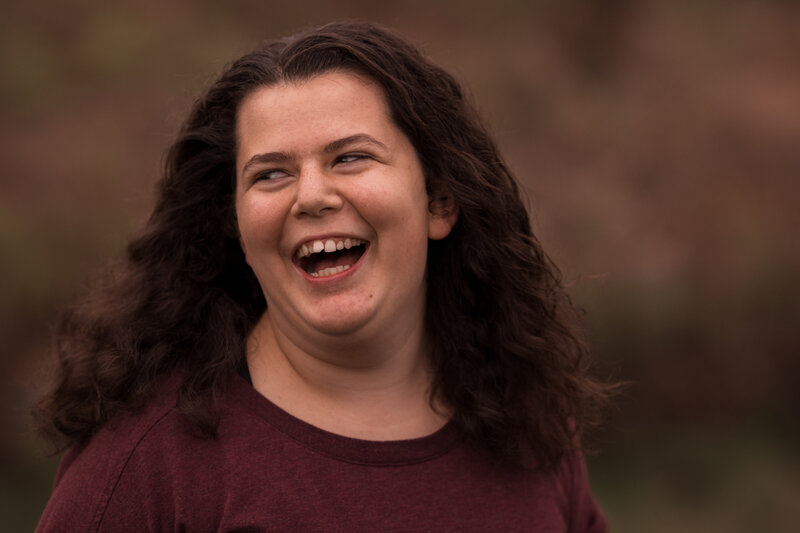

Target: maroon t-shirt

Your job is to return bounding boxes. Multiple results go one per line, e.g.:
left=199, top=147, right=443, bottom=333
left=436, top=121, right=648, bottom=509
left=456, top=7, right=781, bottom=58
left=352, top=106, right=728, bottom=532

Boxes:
left=37, top=375, right=607, bottom=532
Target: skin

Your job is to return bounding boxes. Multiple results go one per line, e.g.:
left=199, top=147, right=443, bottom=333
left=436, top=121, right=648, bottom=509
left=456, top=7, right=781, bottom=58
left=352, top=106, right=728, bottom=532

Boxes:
left=235, top=71, right=456, bottom=440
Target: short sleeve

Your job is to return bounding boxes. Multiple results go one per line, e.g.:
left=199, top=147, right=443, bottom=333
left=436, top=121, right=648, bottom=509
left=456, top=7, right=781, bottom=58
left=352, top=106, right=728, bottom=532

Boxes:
left=35, top=404, right=176, bottom=533
left=566, top=451, right=608, bottom=533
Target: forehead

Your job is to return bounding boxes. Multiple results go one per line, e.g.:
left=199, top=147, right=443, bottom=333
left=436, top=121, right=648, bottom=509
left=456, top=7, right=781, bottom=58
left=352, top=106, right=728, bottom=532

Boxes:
left=236, top=71, right=394, bottom=146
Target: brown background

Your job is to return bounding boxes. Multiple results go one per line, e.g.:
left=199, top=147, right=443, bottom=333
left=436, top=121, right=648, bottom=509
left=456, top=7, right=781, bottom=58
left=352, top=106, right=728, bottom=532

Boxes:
left=2, top=0, right=799, bottom=530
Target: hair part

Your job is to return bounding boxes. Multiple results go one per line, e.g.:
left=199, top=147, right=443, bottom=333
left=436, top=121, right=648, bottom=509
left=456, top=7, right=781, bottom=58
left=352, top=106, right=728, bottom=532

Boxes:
left=35, top=21, right=613, bottom=469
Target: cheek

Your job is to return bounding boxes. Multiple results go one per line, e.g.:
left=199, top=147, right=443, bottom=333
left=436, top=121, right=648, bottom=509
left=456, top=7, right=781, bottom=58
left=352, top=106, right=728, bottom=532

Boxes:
left=236, top=198, right=284, bottom=258
left=356, top=171, right=429, bottom=220
left=360, top=186, right=431, bottom=260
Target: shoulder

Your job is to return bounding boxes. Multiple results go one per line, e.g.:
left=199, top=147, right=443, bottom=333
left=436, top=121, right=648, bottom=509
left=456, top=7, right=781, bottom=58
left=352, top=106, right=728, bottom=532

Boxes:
left=36, top=380, right=181, bottom=532
left=36, top=374, right=280, bottom=532
left=553, top=450, right=608, bottom=533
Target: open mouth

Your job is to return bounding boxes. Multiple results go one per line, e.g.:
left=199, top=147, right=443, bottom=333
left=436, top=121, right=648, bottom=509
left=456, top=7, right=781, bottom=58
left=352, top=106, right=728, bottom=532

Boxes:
left=294, top=238, right=368, bottom=278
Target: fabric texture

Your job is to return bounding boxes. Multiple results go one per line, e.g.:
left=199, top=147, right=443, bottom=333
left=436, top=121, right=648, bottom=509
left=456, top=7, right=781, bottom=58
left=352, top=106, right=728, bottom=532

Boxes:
left=36, top=374, right=607, bottom=532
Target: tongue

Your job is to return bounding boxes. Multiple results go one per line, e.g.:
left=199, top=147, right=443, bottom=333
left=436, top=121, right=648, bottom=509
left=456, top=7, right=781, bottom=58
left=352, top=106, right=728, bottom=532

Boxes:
left=312, top=248, right=362, bottom=272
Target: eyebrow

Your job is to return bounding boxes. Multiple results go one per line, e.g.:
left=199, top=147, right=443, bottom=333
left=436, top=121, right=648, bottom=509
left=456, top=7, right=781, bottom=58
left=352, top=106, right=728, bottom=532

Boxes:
left=241, top=133, right=388, bottom=175
left=323, top=133, right=388, bottom=155
left=241, top=151, right=291, bottom=175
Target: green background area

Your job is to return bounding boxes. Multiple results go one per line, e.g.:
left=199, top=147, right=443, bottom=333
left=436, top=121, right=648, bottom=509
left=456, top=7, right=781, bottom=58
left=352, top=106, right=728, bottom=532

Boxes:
left=2, top=1, right=798, bottom=530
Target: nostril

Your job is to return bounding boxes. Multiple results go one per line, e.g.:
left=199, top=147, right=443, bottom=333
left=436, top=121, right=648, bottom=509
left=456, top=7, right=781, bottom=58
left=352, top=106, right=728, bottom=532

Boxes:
left=291, top=179, right=343, bottom=217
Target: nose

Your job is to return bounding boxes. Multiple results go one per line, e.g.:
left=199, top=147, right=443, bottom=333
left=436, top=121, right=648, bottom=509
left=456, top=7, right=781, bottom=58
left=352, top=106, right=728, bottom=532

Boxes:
left=290, top=165, right=344, bottom=217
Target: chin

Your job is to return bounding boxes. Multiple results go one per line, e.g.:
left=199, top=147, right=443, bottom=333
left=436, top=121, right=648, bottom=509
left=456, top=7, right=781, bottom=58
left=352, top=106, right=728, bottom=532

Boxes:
left=294, top=291, right=384, bottom=335
left=300, top=307, right=376, bottom=338
left=300, top=320, right=369, bottom=339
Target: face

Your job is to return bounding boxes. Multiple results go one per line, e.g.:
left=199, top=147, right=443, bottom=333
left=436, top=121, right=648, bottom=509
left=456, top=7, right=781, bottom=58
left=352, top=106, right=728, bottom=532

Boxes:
left=235, top=71, right=455, bottom=346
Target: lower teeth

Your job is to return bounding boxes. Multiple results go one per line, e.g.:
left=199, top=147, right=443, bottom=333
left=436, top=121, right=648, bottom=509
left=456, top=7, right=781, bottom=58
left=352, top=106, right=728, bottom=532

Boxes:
left=310, top=264, right=351, bottom=278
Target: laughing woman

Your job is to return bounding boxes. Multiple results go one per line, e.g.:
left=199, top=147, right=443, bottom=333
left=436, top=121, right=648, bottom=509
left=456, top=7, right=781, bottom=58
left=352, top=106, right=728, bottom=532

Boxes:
left=36, top=22, right=612, bottom=532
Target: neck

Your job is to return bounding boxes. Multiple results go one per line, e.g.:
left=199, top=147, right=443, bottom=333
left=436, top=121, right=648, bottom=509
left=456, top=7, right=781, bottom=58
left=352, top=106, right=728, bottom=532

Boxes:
left=245, top=312, right=448, bottom=441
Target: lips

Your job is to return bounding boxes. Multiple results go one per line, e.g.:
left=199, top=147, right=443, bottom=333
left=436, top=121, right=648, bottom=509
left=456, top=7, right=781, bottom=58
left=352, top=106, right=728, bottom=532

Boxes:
left=293, top=237, right=368, bottom=277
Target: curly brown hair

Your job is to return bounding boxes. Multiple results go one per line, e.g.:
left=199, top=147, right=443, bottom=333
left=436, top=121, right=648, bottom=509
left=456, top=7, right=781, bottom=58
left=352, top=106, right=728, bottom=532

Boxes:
left=35, top=22, right=611, bottom=469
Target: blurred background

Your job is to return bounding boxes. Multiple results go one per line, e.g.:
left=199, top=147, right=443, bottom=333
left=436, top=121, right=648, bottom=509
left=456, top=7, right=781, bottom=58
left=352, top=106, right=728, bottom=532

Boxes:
left=2, top=0, right=798, bottom=530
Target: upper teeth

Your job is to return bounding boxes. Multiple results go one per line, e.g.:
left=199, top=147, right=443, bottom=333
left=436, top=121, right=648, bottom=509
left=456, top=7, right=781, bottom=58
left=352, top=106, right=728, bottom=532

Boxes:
left=296, top=238, right=364, bottom=259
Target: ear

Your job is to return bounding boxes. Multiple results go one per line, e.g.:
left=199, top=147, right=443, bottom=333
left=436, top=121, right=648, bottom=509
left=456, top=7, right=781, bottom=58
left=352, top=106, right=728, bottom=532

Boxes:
left=427, top=181, right=458, bottom=240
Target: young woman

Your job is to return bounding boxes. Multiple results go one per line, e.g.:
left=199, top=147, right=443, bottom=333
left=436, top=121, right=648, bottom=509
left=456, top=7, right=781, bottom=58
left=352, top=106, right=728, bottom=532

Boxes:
left=36, top=22, right=611, bottom=532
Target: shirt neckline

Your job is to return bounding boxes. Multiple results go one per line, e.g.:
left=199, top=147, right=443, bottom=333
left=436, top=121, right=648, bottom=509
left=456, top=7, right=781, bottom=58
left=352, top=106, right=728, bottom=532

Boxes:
left=229, top=372, right=460, bottom=466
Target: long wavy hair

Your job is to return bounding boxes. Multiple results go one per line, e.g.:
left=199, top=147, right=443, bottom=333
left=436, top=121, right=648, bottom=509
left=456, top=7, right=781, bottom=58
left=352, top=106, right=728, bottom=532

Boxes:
left=35, top=22, right=611, bottom=469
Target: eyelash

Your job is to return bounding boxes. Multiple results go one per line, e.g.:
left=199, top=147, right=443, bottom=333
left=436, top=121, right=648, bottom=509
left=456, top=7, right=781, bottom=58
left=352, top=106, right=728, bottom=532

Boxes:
left=254, top=169, right=289, bottom=182
left=336, top=153, right=369, bottom=164
left=253, top=153, right=369, bottom=182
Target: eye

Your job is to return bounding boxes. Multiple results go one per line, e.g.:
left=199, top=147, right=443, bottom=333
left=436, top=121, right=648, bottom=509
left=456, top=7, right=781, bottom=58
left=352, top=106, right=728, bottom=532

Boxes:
left=335, top=153, right=369, bottom=165
left=254, top=169, right=290, bottom=182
